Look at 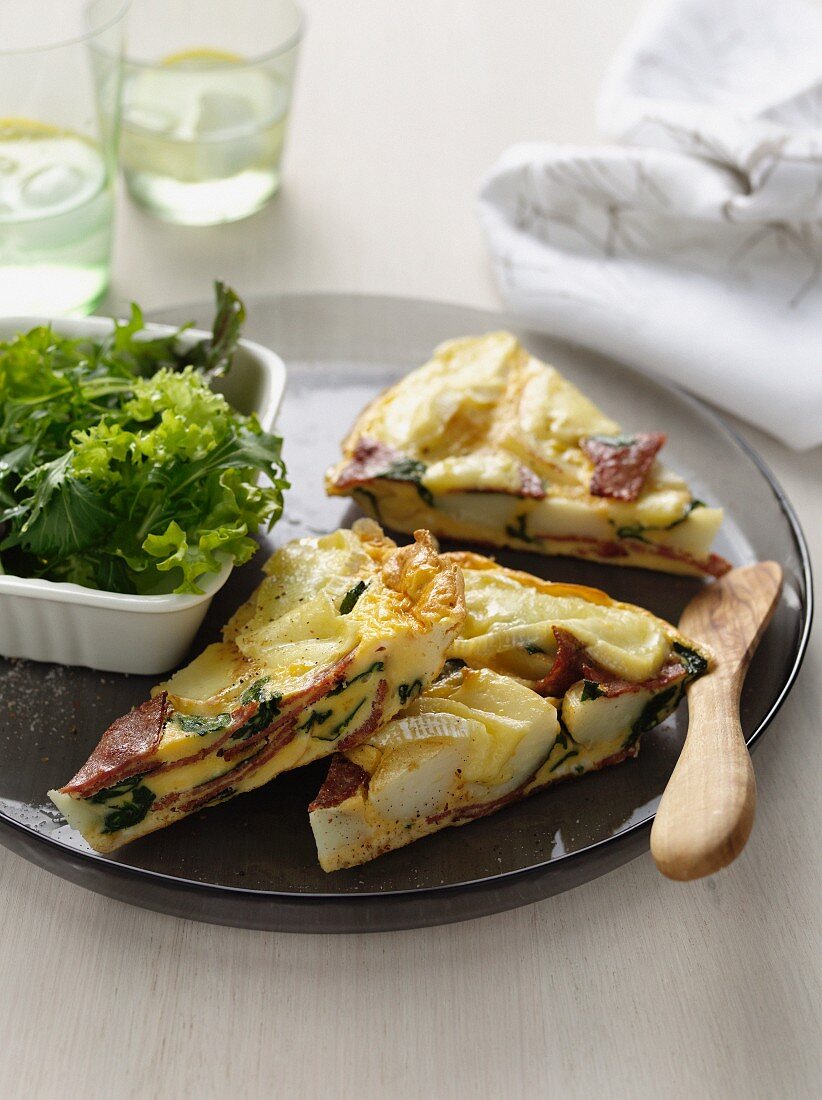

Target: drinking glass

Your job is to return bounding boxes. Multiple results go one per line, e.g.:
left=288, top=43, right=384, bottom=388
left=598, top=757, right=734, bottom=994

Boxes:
left=0, top=1, right=127, bottom=316
left=119, top=0, right=303, bottom=226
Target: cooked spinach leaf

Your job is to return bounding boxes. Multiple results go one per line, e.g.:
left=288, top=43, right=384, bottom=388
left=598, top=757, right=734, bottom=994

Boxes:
left=625, top=684, right=682, bottom=747
left=88, top=774, right=145, bottom=805
left=550, top=749, right=579, bottom=772
left=352, top=488, right=383, bottom=524
left=176, top=712, right=231, bottom=736
left=398, top=679, right=423, bottom=705
left=327, top=661, right=385, bottom=697
left=580, top=679, right=604, bottom=701
left=548, top=715, right=581, bottom=771
left=376, top=458, right=434, bottom=506
left=339, top=580, right=367, bottom=615
left=316, top=698, right=366, bottom=742
left=505, top=514, right=536, bottom=543
left=231, top=694, right=283, bottom=741
left=616, top=500, right=705, bottom=543
left=240, top=677, right=270, bottom=705
left=298, top=709, right=333, bottom=733
left=101, top=784, right=155, bottom=833
left=436, top=658, right=467, bottom=681
left=672, top=641, right=709, bottom=678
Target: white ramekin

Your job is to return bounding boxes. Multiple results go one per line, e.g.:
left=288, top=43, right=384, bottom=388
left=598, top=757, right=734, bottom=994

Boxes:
left=0, top=316, right=287, bottom=675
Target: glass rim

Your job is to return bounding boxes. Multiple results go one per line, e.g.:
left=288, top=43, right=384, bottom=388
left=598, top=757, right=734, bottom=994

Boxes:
left=0, top=0, right=131, bottom=57
left=122, top=1, right=305, bottom=70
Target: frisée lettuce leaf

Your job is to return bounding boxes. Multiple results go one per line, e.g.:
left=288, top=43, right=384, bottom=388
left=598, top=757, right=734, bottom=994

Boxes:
left=0, top=284, right=288, bottom=595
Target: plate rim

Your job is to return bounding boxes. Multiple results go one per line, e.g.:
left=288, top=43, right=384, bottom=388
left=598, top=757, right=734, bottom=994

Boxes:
left=0, top=291, right=813, bottom=918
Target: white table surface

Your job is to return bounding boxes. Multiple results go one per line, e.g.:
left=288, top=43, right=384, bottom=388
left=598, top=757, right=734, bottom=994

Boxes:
left=1, top=2, right=820, bottom=1097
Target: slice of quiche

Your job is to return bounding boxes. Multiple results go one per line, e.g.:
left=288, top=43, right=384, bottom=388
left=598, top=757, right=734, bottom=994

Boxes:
left=49, top=521, right=465, bottom=853
left=326, top=332, right=729, bottom=578
left=309, top=551, right=710, bottom=871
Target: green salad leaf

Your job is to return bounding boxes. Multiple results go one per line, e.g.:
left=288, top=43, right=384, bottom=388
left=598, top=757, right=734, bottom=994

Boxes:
left=0, top=284, right=288, bottom=594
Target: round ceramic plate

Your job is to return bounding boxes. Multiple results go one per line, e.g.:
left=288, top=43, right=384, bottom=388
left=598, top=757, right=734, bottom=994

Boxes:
left=0, top=294, right=812, bottom=933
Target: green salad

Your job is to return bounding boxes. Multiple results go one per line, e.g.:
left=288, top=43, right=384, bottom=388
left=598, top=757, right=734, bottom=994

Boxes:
left=0, top=284, right=288, bottom=595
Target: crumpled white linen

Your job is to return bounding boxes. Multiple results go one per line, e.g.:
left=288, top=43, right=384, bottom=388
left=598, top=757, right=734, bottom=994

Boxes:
left=478, top=0, right=822, bottom=450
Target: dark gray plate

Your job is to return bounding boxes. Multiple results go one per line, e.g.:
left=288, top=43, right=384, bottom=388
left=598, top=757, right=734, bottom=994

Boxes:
left=0, top=294, right=812, bottom=932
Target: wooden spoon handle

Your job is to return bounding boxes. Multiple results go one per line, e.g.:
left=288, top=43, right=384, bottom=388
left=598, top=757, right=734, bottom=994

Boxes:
left=650, top=670, right=756, bottom=881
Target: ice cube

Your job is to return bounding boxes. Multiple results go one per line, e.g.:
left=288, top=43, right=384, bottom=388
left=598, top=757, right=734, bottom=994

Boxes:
left=195, top=91, right=256, bottom=136
left=22, top=164, right=85, bottom=209
left=0, top=155, right=19, bottom=214
left=123, top=104, right=177, bottom=135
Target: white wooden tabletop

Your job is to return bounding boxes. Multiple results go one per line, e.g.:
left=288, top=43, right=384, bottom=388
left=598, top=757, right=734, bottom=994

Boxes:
left=1, top=2, right=820, bottom=1097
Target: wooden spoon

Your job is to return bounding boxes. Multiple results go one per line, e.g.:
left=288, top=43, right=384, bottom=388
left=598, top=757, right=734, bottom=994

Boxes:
left=650, top=561, right=783, bottom=881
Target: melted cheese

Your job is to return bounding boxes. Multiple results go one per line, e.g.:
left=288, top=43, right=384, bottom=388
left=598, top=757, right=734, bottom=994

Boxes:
left=310, top=669, right=559, bottom=868
left=451, top=561, right=670, bottom=682
left=310, top=552, right=710, bottom=872
left=377, top=333, right=516, bottom=459
left=310, top=667, right=669, bottom=872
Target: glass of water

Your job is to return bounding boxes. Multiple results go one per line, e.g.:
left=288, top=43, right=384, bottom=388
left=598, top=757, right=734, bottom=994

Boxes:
left=0, top=1, right=127, bottom=316
left=120, top=0, right=303, bottom=226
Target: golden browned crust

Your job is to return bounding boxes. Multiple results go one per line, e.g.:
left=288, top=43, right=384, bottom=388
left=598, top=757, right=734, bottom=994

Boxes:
left=441, top=550, right=613, bottom=607
left=349, top=516, right=398, bottom=565
left=381, top=529, right=465, bottom=628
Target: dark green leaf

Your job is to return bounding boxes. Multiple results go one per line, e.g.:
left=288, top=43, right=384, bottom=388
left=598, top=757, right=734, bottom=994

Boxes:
left=0, top=440, right=39, bottom=483
left=616, top=499, right=705, bottom=543
left=339, top=580, right=367, bottom=615
left=672, top=641, right=709, bottom=678
left=580, top=679, right=604, bottom=701
left=176, top=712, right=231, bottom=736
left=315, top=698, right=366, bottom=742
left=231, top=695, right=283, bottom=741
left=298, top=709, right=333, bottom=733
left=353, top=487, right=383, bottom=524
left=505, top=514, right=536, bottom=543
left=398, top=679, right=423, bottom=705
left=327, top=661, right=385, bottom=697
left=615, top=523, right=649, bottom=543
left=626, top=685, right=682, bottom=747
left=436, top=658, right=467, bottom=681
left=376, top=458, right=433, bottom=506
left=240, top=678, right=270, bottom=705
left=100, top=784, right=155, bottom=833
left=202, top=281, right=246, bottom=379
left=88, top=774, right=144, bottom=805
left=550, top=748, right=579, bottom=772
left=11, top=475, right=113, bottom=557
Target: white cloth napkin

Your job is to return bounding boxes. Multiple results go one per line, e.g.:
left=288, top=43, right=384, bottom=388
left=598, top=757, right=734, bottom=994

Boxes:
left=478, top=0, right=822, bottom=450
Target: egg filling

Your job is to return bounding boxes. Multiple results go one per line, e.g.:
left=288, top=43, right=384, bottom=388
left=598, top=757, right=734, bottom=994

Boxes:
left=49, top=521, right=465, bottom=852
left=309, top=552, right=711, bottom=871
left=326, top=332, right=729, bottom=577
